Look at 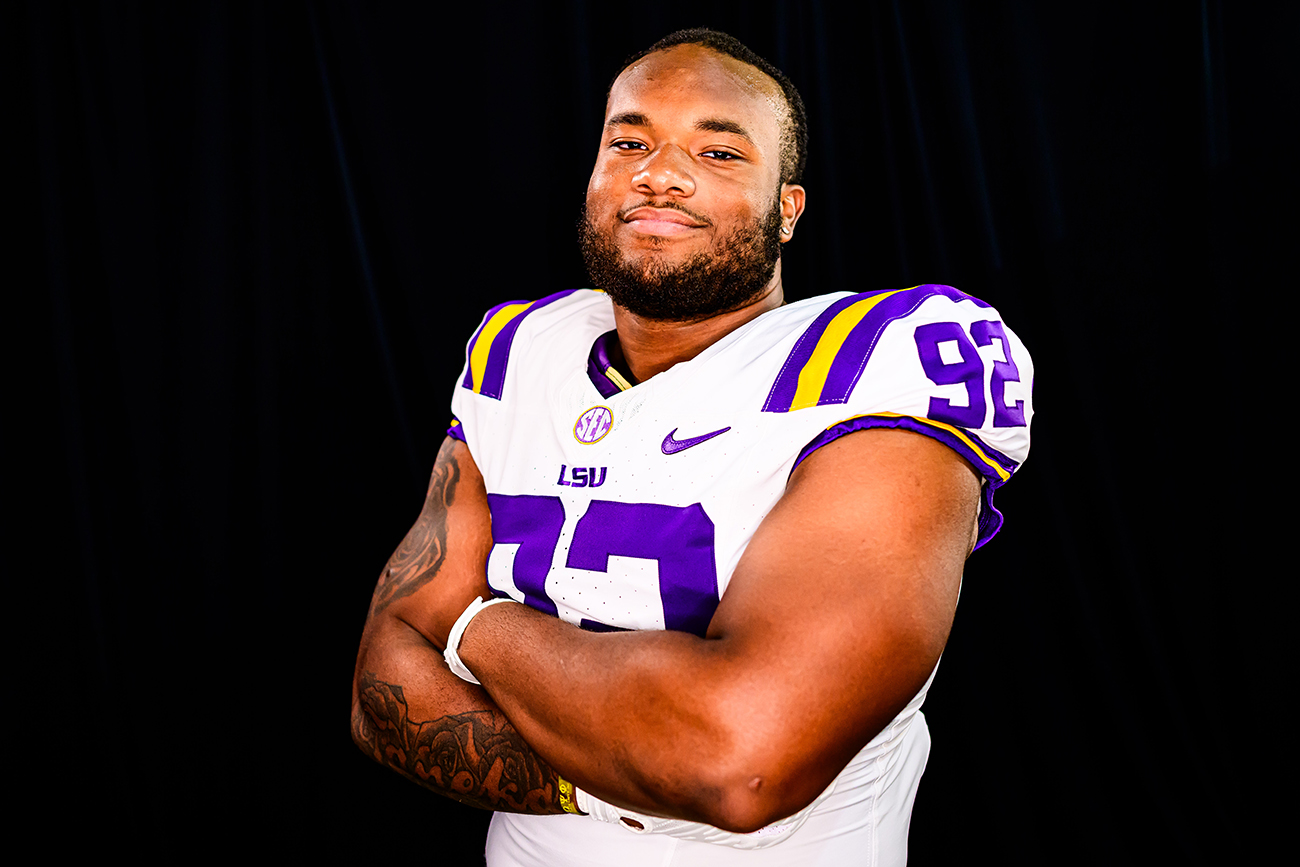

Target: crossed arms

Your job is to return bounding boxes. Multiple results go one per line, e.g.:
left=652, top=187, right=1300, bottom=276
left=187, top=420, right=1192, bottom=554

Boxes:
left=351, top=427, right=980, bottom=831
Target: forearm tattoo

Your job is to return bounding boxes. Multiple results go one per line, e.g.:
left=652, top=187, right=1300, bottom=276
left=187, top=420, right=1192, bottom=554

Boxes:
left=354, top=671, right=565, bottom=814
left=368, top=437, right=460, bottom=618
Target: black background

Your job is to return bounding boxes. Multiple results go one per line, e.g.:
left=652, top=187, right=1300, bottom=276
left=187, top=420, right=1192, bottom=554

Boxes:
left=23, top=1, right=1288, bottom=862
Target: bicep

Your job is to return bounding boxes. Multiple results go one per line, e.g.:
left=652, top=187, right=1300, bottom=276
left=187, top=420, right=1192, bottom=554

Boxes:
left=707, top=428, right=981, bottom=791
left=363, top=436, right=494, bottom=652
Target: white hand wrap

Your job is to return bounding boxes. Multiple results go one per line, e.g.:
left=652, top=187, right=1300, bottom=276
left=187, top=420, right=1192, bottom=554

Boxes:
left=572, top=778, right=836, bottom=850
left=443, top=595, right=513, bottom=684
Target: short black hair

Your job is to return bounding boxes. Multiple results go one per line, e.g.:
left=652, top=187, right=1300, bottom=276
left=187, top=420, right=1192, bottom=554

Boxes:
left=610, top=28, right=809, bottom=186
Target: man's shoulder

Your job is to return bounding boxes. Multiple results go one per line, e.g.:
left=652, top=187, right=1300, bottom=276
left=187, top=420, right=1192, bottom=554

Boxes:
left=751, top=284, right=1001, bottom=343
left=458, top=289, right=612, bottom=400
left=745, top=285, right=1014, bottom=409
left=467, top=288, right=612, bottom=340
left=778, top=284, right=999, bottom=328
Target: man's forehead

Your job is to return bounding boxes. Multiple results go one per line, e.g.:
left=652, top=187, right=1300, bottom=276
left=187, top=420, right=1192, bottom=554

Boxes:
left=606, top=45, right=787, bottom=130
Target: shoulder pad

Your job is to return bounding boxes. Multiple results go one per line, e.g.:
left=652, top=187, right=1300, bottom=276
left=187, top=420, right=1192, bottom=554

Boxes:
left=763, top=285, right=990, bottom=413
left=460, top=290, right=584, bottom=400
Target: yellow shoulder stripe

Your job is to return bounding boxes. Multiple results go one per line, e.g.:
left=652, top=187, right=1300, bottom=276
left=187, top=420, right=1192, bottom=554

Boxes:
left=790, top=291, right=902, bottom=411
left=469, top=302, right=531, bottom=394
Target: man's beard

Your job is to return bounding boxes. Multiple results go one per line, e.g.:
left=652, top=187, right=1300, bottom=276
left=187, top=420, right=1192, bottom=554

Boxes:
left=578, top=196, right=784, bottom=322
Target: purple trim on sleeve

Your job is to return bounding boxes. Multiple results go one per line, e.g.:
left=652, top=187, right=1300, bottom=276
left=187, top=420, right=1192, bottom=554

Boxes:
left=446, top=418, right=466, bottom=443
left=958, top=429, right=1019, bottom=478
left=462, top=289, right=581, bottom=399
left=585, top=330, right=625, bottom=398
left=792, top=414, right=1015, bottom=550
left=764, top=285, right=992, bottom=413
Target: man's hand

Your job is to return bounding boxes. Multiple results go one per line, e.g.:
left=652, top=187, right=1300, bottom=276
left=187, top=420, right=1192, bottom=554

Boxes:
left=456, top=428, right=980, bottom=832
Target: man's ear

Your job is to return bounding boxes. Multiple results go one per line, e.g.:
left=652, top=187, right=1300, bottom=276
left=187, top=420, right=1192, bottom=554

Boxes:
left=779, top=184, right=806, bottom=242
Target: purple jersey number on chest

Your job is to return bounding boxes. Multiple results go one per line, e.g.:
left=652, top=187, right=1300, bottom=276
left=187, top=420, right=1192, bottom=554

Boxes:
left=485, top=495, right=720, bottom=636
left=485, top=494, right=566, bottom=617
left=566, top=501, right=720, bottom=636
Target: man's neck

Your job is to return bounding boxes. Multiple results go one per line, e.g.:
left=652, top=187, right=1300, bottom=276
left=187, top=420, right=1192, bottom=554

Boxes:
left=611, top=273, right=786, bottom=385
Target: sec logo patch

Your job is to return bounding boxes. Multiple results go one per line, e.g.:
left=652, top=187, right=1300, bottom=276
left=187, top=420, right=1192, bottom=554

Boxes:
left=573, top=406, right=613, bottom=444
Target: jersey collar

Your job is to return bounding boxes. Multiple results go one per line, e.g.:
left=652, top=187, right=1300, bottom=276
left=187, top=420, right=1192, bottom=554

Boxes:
left=586, top=330, right=634, bottom=397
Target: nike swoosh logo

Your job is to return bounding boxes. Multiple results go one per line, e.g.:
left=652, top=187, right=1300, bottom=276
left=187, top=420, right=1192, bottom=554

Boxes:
left=661, top=426, right=732, bottom=455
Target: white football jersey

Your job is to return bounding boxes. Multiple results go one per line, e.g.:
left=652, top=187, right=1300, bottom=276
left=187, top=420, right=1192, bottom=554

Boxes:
left=448, top=286, right=1033, bottom=865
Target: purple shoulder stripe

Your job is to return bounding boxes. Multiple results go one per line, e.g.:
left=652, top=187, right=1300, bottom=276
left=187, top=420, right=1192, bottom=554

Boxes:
left=762, top=293, right=869, bottom=413
left=764, top=285, right=990, bottom=413
left=461, top=289, right=581, bottom=400
left=446, top=418, right=466, bottom=443
left=792, top=413, right=1016, bottom=550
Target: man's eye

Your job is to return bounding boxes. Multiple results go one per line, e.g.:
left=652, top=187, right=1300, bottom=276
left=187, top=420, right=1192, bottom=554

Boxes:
left=702, top=150, right=739, bottom=161
left=612, top=140, right=647, bottom=151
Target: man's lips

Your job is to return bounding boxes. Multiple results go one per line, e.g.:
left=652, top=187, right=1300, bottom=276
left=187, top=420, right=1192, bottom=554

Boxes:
left=621, top=206, right=708, bottom=237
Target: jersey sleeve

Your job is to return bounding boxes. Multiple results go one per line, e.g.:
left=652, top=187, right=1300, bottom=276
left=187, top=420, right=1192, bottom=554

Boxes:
left=446, top=417, right=466, bottom=442
left=765, top=284, right=1033, bottom=549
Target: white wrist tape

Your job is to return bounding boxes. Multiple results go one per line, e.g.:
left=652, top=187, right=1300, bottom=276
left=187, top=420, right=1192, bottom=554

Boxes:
left=571, top=778, right=836, bottom=850
left=443, top=595, right=513, bottom=684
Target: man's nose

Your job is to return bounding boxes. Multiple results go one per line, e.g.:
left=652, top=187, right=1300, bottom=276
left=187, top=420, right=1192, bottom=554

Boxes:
left=631, top=145, right=696, bottom=197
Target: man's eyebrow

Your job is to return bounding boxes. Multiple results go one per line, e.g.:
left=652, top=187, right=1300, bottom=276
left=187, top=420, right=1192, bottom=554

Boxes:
left=604, top=113, right=754, bottom=143
left=605, top=111, right=649, bottom=129
left=694, top=118, right=753, bottom=141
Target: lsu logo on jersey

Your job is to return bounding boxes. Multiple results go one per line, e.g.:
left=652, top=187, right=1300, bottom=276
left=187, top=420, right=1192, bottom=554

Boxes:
left=556, top=465, right=607, bottom=487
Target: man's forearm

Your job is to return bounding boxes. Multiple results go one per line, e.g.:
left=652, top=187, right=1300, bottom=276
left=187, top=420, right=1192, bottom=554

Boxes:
left=455, top=600, right=760, bottom=828
left=352, top=666, right=566, bottom=814
left=349, top=436, right=566, bottom=813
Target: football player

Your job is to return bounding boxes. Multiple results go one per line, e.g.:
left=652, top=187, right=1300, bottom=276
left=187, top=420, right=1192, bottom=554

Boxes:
left=352, top=28, right=1032, bottom=866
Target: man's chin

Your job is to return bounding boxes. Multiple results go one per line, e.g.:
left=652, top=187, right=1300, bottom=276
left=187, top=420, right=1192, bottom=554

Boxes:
left=617, top=247, right=695, bottom=275
left=579, top=201, right=783, bottom=321
left=614, top=230, right=704, bottom=257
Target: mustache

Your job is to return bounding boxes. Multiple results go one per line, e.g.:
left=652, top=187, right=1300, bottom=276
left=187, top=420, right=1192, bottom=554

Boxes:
left=616, top=200, right=713, bottom=227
